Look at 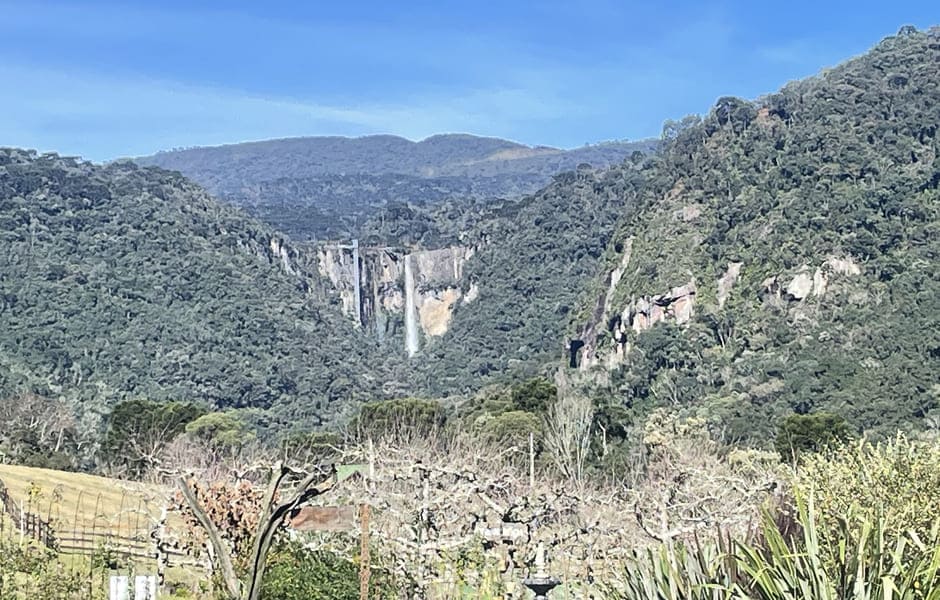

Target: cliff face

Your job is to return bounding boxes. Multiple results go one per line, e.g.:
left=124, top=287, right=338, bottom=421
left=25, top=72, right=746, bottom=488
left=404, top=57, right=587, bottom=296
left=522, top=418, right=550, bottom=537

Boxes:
left=410, top=247, right=475, bottom=343
left=316, top=242, right=475, bottom=354
left=575, top=254, right=862, bottom=371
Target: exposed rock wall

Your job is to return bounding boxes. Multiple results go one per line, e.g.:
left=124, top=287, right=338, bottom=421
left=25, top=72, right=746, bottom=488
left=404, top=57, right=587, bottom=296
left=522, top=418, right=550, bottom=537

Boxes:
left=627, top=282, right=697, bottom=333
left=589, top=281, right=696, bottom=368
left=316, top=242, right=476, bottom=354
left=317, top=244, right=361, bottom=318
left=410, top=247, right=473, bottom=347
left=717, top=262, right=742, bottom=308
left=760, top=257, right=861, bottom=303
left=360, top=249, right=405, bottom=341
left=573, top=255, right=862, bottom=371
left=573, top=279, right=697, bottom=371
left=235, top=231, right=302, bottom=280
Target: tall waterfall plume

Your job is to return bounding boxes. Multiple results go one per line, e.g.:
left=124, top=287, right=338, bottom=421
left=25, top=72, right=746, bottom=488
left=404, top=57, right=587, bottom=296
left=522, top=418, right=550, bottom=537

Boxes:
left=403, top=254, right=420, bottom=357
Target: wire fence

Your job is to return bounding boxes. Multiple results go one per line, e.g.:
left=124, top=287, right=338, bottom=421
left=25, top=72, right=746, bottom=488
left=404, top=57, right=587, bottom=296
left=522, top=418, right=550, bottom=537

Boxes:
left=0, top=479, right=58, bottom=549
left=0, top=475, right=204, bottom=598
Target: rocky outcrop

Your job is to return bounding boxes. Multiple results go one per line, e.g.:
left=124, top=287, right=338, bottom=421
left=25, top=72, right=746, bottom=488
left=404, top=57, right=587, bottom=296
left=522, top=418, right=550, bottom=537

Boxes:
left=572, top=240, right=634, bottom=370
left=761, top=257, right=861, bottom=303
left=575, top=255, right=863, bottom=372
left=317, top=242, right=476, bottom=354
left=418, top=288, right=463, bottom=336
left=463, top=283, right=480, bottom=304
left=625, top=282, right=697, bottom=333
left=602, top=239, right=633, bottom=317
left=826, top=256, right=861, bottom=276
left=267, top=237, right=296, bottom=275
left=785, top=270, right=815, bottom=300
left=235, top=231, right=302, bottom=280
left=574, top=278, right=697, bottom=371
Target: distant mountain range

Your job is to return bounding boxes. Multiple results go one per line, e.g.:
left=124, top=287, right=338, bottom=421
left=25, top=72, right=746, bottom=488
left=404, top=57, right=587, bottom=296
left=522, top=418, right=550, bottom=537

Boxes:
left=136, top=134, right=656, bottom=239
left=137, top=133, right=655, bottom=188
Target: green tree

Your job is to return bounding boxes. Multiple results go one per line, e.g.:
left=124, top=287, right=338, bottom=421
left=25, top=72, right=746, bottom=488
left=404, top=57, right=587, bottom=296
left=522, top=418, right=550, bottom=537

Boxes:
left=100, top=400, right=205, bottom=478
left=510, top=378, right=557, bottom=414
left=774, top=412, right=853, bottom=459
left=185, top=411, right=255, bottom=453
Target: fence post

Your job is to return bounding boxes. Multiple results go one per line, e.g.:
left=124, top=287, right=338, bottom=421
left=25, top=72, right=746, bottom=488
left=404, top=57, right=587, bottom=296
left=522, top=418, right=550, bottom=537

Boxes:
left=135, top=575, right=157, bottom=600
left=154, top=505, right=169, bottom=591
left=359, top=503, right=371, bottom=600
left=529, top=432, right=535, bottom=489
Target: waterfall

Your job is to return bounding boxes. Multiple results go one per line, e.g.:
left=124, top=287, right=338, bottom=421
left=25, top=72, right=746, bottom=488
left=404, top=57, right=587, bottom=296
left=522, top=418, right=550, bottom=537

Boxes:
left=403, top=254, right=420, bottom=357
left=351, top=239, right=362, bottom=327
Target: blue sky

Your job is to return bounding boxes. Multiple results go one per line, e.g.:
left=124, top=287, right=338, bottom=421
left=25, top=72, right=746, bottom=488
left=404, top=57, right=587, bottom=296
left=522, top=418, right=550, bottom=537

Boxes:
left=0, top=0, right=936, bottom=160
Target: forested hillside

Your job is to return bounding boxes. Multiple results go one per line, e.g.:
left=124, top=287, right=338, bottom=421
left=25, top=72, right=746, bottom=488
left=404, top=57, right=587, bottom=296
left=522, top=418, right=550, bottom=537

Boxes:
left=137, top=134, right=654, bottom=240
left=222, top=172, right=530, bottom=241
left=0, top=150, right=405, bottom=432
left=0, top=148, right=632, bottom=432
left=137, top=133, right=652, bottom=190
left=572, top=26, right=940, bottom=442
left=408, top=163, right=650, bottom=393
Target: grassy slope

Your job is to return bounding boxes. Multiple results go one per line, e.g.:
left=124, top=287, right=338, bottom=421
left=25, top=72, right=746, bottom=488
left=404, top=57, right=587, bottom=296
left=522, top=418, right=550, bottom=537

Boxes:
left=0, top=464, right=163, bottom=537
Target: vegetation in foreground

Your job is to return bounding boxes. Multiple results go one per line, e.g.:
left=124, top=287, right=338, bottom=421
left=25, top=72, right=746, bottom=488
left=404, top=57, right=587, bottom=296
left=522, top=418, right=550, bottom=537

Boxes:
left=3, top=395, right=940, bottom=599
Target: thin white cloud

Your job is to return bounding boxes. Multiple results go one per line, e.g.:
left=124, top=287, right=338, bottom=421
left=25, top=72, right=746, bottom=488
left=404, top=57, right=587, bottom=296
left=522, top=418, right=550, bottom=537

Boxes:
left=0, top=63, right=575, bottom=160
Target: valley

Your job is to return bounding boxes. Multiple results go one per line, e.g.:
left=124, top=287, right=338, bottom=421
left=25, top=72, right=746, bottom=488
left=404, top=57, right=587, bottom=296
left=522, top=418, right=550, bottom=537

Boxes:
left=1, top=20, right=939, bottom=600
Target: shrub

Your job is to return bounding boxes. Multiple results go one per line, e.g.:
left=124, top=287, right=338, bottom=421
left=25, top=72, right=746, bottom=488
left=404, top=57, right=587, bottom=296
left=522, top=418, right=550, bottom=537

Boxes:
left=774, top=412, right=852, bottom=459
left=0, top=537, right=104, bottom=599
left=605, top=491, right=940, bottom=599
left=278, top=431, right=342, bottom=463
left=605, top=541, right=737, bottom=599
left=479, top=410, right=541, bottom=447
left=794, top=434, right=940, bottom=567
left=262, top=542, right=398, bottom=600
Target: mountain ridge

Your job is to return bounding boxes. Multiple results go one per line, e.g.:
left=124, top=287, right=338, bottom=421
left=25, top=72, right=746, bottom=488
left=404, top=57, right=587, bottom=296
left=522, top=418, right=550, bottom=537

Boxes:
left=136, top=132, right=656, bottom=241
left=136, top=132, right=654, bottom=191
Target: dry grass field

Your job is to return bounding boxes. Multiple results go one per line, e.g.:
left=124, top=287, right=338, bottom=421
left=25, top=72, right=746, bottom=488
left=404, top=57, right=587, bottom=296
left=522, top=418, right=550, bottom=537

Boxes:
left=0, top=464, right=168, bottom=539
